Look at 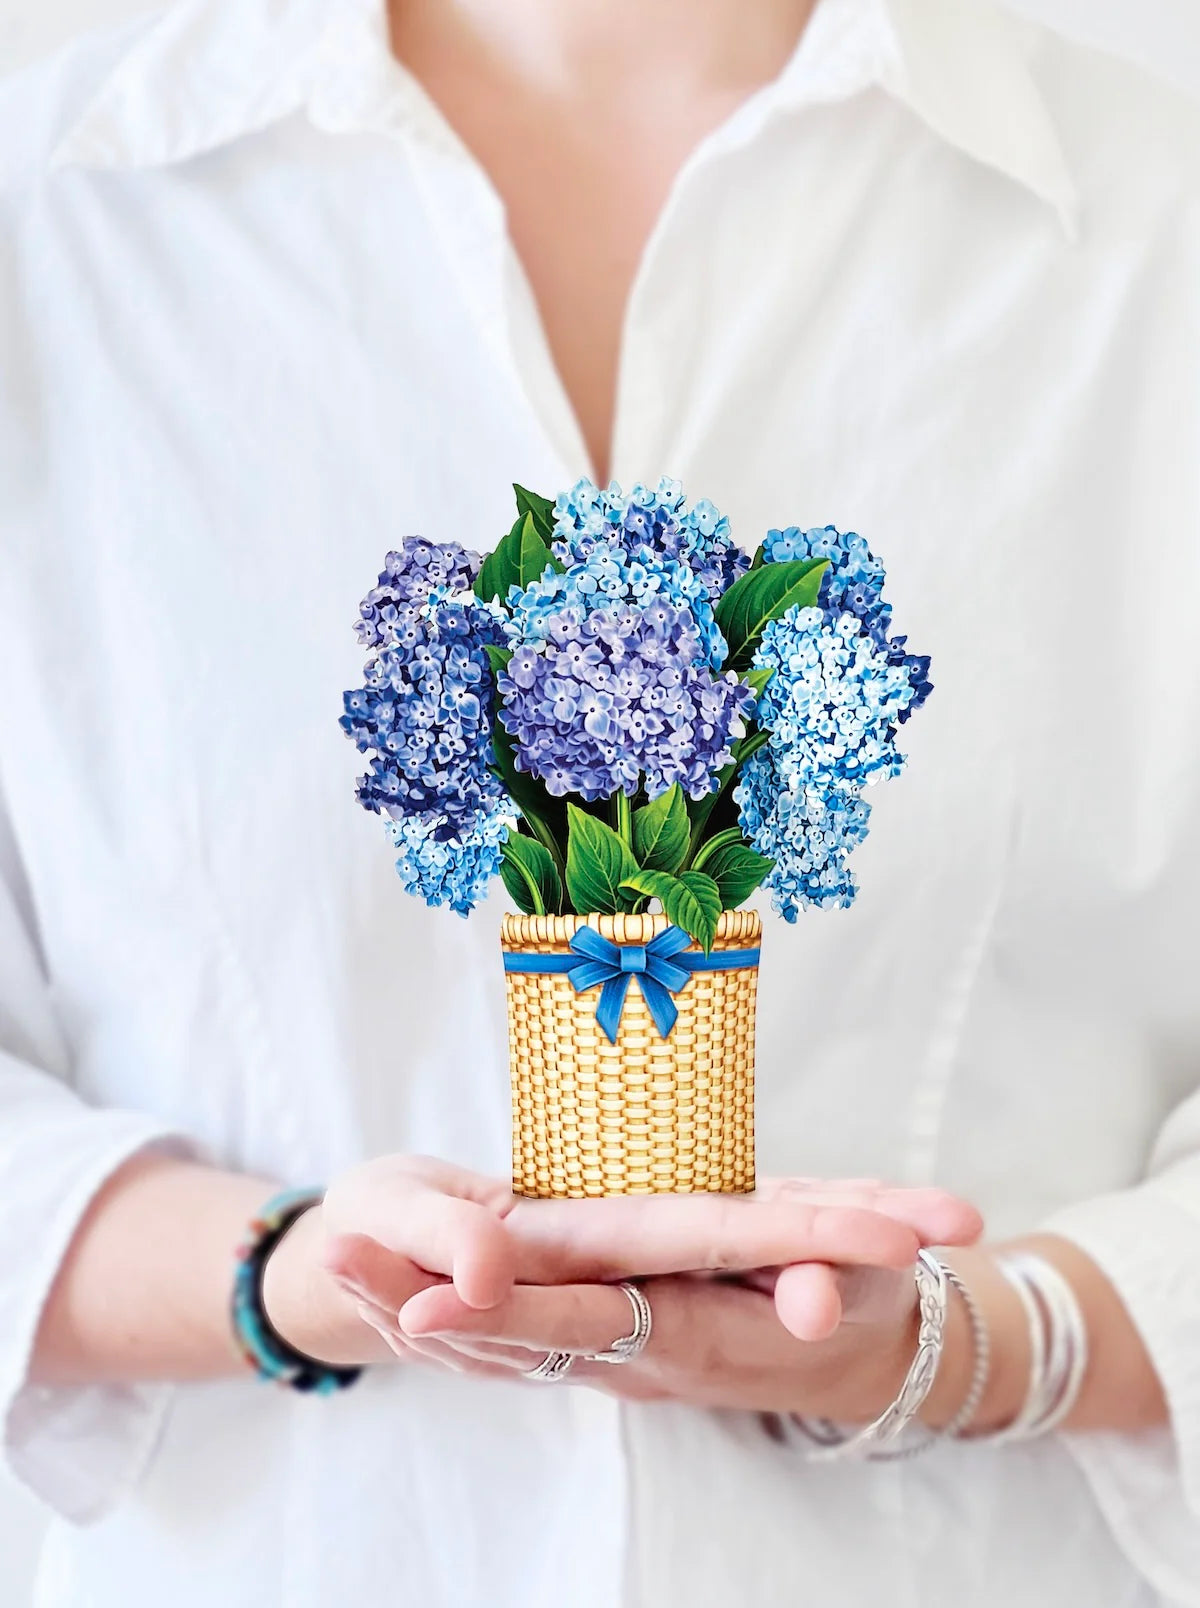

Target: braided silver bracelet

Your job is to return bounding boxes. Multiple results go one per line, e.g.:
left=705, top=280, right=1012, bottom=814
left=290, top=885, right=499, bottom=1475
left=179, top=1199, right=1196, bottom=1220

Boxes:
left=943, top=1265, right=991, bottom=1437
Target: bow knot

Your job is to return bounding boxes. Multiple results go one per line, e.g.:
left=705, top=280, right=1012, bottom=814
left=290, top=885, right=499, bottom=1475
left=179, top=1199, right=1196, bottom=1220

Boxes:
left=619, top=945, right=647, bottom=975
left=565, top=925, right=695, bottom=1043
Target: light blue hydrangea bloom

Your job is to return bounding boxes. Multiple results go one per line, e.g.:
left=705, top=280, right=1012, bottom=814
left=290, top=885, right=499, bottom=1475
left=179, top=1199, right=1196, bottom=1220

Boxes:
left=735, top=524, right=931, bottom=919
left=736, top=766, right=872, bottom=912
left=552, top=476, right=749, bottom=602
left=384, top=809, right=512, bottom=918
left=506, top=540, right=728, bottom=668
left=752, top=608, right=918, bottom=789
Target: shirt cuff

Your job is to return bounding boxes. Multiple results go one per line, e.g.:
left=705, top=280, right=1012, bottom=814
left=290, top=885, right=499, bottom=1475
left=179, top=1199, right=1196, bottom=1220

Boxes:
left=1044, top=1184, right=1200, bottom=1603
left=0, top=1112, right=193, bottom=1524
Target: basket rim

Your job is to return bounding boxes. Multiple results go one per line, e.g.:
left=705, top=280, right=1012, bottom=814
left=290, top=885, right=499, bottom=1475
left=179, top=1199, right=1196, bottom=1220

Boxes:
left=500, top=908, right=762, bottom=952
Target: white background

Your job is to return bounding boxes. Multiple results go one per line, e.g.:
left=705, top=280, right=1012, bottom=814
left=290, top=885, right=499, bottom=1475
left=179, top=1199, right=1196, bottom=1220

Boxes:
left=0, top=1, right=1196, bottom=1603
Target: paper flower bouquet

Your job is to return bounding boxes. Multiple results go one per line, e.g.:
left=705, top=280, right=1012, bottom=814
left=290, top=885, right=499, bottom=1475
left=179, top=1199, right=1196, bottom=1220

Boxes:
left=341, top=479, right=931, bottom=1197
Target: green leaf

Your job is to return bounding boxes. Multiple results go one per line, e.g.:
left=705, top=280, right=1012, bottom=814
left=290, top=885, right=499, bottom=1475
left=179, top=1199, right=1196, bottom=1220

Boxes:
left=632, top=784, right=689, bottom=874
left=714, top=558, right=829, bottom=668
left=565, top=803, right=639, bottom=915
left=739, top=666, right=774, bottom=711
left=474, top=512, right=559, bottom=606
left=515, top=511, right=553, bottom=586
left=513, top=484, right=556, bottom=548
left=682, top=727, right=774, bottom=866
left=618, top=868, right=722, bottom=953
left=490, top=724, right=566, bottom=875
left=483, top=645, right=513, bottom=678
left=695, top=837, right=773, bottom=909
left=740, top=666, right=774, bottom=697
left=749, top=544, right=767, bottom=571
left=500, top=834, right=562, bottom=916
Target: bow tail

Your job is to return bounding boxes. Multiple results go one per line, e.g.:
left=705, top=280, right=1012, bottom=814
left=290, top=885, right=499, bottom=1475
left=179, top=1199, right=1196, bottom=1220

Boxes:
left=637, top=975, right=679, bottom=1041
left=595, top=974, right=632, bottom=1044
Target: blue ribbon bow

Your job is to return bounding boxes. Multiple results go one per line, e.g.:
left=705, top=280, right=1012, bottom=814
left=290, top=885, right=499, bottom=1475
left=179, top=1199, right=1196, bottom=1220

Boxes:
left=565, top=924, right=695, bottom=1043
left=503, top=924, right=761, bottom=1045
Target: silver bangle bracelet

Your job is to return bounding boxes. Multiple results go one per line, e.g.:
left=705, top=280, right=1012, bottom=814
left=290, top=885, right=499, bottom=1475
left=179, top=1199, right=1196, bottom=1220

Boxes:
left=985, top=1252, right=1088, bottom=1441
left=867, top=1260, right=991, bottom=1460
left=795, top=1250, right=950, bottom=1463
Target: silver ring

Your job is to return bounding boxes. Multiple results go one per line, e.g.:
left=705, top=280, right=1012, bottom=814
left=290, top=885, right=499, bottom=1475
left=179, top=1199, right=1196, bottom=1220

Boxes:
left=523, top=1349, right=575, bottom=1383
left=585, top=1282, right=653, bottom=1365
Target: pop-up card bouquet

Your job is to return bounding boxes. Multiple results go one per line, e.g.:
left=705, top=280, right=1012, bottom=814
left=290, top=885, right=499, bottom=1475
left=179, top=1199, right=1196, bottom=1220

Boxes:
left=342, top=479, right=931, bottom=1198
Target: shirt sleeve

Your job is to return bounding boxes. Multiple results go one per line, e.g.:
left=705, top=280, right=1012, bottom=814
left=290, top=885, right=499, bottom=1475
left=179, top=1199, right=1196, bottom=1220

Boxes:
left=1044, top=1088, right=1200, bottom=1602
left=0, top=787, right=191, bottom=1524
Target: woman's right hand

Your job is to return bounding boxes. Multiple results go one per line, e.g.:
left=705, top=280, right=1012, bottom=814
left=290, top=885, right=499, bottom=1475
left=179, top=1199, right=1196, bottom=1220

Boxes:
left=261, top=1154, right=982, bottom=1370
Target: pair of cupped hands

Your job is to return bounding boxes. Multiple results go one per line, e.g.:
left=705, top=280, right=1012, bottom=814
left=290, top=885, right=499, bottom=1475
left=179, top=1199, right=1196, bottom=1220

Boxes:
left=264, top=1155, right=983, bottom=1420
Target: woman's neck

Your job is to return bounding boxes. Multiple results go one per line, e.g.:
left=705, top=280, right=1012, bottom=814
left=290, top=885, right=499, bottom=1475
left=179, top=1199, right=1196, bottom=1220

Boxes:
left=389, top=0, right=820, bottom=482
left=397, top=0, right=820, bottom=97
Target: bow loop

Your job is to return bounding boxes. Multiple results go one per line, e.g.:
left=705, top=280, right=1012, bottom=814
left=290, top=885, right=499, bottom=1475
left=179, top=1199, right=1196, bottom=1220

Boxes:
left=565, top=925, right=691, bottom=1042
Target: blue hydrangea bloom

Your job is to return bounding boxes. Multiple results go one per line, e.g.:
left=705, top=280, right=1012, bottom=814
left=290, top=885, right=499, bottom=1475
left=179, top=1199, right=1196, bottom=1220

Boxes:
left=341, top=595, right=509, bottom=835
left=355, top=536, right=482, bottom=651
left=498, top=601, right=753, bottom=802
left=762, top=524, right=931, bottom=715
left=736, top=763, right=872, bottom=913
left=735, top=534, right=931, bottom=919
left=506, top=540, right=728, bottom=668
left=385, top=809, right=510, bottom=917
left=751, top=608, right=920, bottom=789
left=552, top=476, right=749, bottom=604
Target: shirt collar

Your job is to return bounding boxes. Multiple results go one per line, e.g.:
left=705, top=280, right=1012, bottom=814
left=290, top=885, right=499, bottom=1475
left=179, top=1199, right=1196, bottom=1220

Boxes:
left=52, top=0, right=1077, bottom=232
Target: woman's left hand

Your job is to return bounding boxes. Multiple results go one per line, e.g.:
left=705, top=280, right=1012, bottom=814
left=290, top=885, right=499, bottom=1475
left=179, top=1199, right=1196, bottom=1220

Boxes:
left=381, top=1257, right=943, bottom=1420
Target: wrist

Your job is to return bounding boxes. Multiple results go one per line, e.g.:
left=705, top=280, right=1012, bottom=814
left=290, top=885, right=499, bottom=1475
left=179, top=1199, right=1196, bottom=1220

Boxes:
left=917, top=1249, right=1029, bottom=1433
left=259, top=1205, right=384, bottom=1369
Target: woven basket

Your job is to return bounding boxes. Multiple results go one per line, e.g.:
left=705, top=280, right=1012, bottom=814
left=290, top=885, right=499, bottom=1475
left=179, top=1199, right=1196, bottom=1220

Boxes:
left=502, top=910, right=760, bottom=1197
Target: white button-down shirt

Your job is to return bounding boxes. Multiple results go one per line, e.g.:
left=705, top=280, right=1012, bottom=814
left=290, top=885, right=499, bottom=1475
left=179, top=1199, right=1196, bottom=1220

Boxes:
left=2, top=0, right=1199, bottom=1603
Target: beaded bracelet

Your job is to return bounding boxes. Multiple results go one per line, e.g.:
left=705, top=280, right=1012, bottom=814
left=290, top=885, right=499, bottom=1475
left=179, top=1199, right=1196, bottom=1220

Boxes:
left=231, top=1187, right=364, bottom=1396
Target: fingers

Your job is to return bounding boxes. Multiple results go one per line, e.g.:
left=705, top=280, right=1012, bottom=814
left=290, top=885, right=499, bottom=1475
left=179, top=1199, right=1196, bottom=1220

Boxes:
left=761, top=1179, right=983, bottom=1248
left=400, top=1280, right=637, bottom=1358
left=322, top=1232, right=428, bottom=1311
left=772, top=1262, right=916, bottom=1341
left=772, top=1263, right=843, bottom=1341
left=318, top=1154, right=981, bottom=1325
left=322, top=1158, right=517, bottom=1309
left=507, top=1192, right=922, bottom=1284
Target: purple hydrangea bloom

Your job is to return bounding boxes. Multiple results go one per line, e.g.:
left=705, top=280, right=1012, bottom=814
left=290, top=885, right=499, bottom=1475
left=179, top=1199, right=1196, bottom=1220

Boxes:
left=498, top=602, right=753, bottom=802
left=355, top=536, right=482, bottom=651
left=552, top=477, right=750, bottom=605
left=341, top=596, right=508, bottom=834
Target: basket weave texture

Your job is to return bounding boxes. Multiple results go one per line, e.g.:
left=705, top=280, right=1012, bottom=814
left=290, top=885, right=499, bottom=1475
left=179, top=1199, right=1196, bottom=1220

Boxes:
left=503, top=910, right=760, bottom=1198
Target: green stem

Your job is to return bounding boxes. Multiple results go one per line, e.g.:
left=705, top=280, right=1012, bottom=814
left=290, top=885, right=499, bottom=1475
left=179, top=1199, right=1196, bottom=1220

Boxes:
left=519, top=809, right=566, bottom=891
left=683, top=728, right=770, bottom=870
left=614, top=788, right=633, bottom=852
left=691, top=826, right=744, bottom=875
left=683, top=769, right=734, bottom=870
